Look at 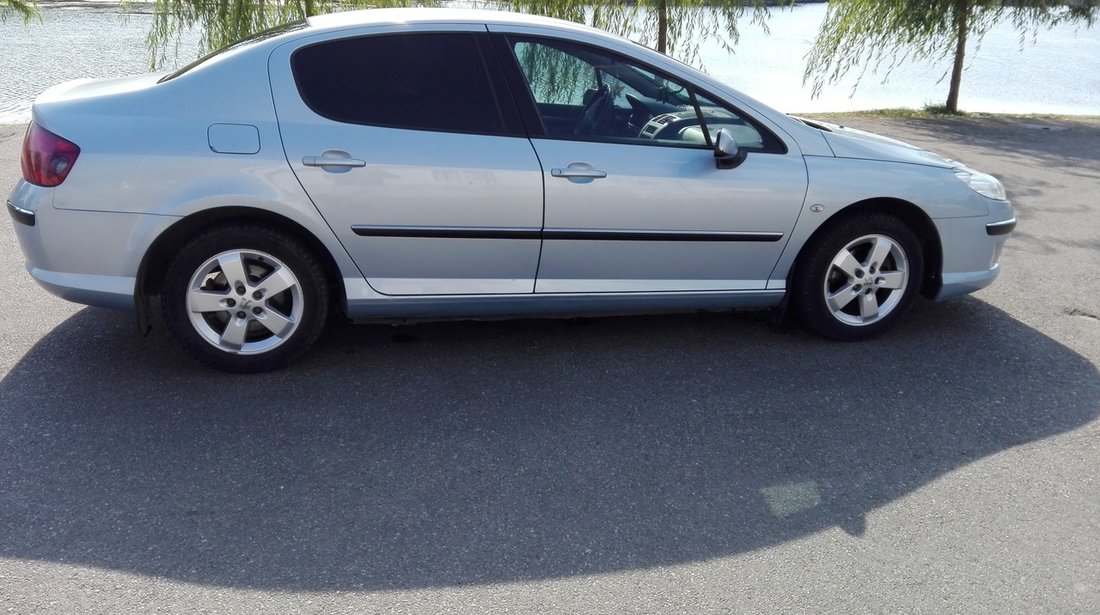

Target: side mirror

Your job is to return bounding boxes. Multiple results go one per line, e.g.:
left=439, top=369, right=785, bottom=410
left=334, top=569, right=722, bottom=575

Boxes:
left=714, top=128, right=747, bottom=170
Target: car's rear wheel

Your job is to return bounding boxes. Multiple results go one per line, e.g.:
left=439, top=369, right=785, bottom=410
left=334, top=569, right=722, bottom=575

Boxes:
left=162, top=225, right=329, bottom=372
left=792, top=213, right=923, bottom=341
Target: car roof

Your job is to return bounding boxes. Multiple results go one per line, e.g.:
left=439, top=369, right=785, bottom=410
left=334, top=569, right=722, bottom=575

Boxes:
left=294, top=7, right=817, bottom=152
left=162, top=6, right=817, bottom=155
left=307, top=7, right=599, bottom=36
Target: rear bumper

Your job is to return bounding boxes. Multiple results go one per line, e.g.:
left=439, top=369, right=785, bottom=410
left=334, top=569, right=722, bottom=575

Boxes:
left=7, top=200, right=35, bottom=226
left=8, top=179, right=175, bottom=311
left=28, top=267, right=136, bottom=311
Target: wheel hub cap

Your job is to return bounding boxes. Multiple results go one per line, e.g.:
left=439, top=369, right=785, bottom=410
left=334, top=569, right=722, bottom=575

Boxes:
left=185, top=249, right=304, bottom=355
left=823, top=233, right=909, bottom=327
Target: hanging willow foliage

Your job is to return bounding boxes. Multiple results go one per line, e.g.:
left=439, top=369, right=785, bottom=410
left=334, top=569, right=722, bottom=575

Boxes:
left=804, top=0, right=1099, bottom=112
left=144, top=0, right=792, bottom=70
left=144, top=0, right=416, bottom=69
left=0, top=0, right=37, bottom=22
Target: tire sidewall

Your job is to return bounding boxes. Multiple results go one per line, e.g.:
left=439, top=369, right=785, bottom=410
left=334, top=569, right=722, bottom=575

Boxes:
left=792, top=214, right=924, bottom=341
left=162, top=226, right=329, bottom=372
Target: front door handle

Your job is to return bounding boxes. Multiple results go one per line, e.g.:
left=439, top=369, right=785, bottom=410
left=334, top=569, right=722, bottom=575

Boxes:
left=551, top=162, right=607, bottom=184
left=302, top=150, right=366, bottom=173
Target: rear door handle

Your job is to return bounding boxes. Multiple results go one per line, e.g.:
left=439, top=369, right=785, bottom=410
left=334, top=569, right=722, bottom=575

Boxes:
left=302, top=150, right=366, bottom=173
left=551, top=162, right=607, bottom=183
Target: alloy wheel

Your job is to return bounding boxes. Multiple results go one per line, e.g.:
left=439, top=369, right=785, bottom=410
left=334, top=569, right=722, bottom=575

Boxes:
left=185, top=249, right=304, bottom=354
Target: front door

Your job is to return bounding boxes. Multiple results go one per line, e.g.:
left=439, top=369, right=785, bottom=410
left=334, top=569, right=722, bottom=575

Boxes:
left=497, top=35, right=809, bottom=293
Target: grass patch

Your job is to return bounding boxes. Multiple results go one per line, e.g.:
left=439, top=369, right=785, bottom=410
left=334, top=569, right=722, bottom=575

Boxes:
left=921, top=105, right=969, bottom=116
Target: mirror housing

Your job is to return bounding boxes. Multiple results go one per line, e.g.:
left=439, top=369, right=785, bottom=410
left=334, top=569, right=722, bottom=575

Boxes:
left=714, top=128, right=747, bottom=170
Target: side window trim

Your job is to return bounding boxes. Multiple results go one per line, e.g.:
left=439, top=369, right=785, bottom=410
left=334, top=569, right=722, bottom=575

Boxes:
left=687, top=88, right=714, bottom=149
left=489, top=32, right=549, bottom=137
left=473, top=32, right=528, bottom=137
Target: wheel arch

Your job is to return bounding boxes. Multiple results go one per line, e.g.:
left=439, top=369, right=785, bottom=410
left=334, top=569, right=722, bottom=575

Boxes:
left=135, top=206, right=347, bottom=330
left=789, top=198, right=943, bottom=300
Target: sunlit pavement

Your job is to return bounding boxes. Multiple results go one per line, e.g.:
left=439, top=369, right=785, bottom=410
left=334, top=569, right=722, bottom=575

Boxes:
left=1, top=117, right=1097, bottom=614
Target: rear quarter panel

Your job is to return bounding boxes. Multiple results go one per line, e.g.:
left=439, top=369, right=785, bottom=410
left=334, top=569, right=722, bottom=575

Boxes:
left=30, top=42, right=363, bottom=280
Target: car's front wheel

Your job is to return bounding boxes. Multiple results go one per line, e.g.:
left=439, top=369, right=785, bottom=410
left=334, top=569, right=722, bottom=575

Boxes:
left=792, top=213, right=924, bottom=341
left=162, top=225, right=330, bottom=372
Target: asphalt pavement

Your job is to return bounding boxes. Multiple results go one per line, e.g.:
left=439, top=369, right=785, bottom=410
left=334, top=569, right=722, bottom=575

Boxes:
left=0, top=116, right=1097, bottom=614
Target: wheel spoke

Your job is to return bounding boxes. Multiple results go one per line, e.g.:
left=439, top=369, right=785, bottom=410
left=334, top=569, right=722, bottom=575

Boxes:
left=219, top=316, right=249, bottom=349
left=256, top=309, right=295, bottom=338
left=189, top=289, right=230, bottom=313
left=859, top=291, right=880, bottom=321
left=184, top=245, right=310, bottom=357
left=827, top=282, right=859, bottom=313
left=879, top=271, right=906, bottom=290
left=830, top=249, right=863, bottom=280
left=258, top=265, right=297, bottom=296
left=217, top=252, right=249, bottom=287
left=867, top=237, right=894, bottom=269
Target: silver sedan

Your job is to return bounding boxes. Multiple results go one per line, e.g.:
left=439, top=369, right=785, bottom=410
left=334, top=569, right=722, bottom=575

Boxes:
left=6, top=8, right=1015, bottom=372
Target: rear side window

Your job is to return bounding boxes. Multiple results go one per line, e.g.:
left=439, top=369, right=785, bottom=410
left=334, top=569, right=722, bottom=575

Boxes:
left=291, top=33, right=507, bottom=135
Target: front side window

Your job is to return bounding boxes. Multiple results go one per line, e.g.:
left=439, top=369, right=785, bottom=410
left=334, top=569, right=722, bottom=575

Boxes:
left=291, top=33, right=506, bottom=135
left=515, top=41, right=597, bottom=106
left=509, top=38, right=771, bottom=151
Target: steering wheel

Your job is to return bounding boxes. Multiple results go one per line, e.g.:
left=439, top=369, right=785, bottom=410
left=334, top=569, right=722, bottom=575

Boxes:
left=574, top=84, right=613, bottom=136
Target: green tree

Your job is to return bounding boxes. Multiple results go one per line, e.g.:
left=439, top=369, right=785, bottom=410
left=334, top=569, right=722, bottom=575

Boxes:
left=147, top=0, right=426, bottom=68
left=566, top=0, right=787, bottom=64
left=805, top=0, right=1100, bottom=113
left=0, top=0, right=36, bottom=22
left=145, top=0, right=790, bottom=69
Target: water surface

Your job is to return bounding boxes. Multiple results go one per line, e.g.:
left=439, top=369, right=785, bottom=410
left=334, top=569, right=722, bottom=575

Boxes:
left=2, top=3, right=1098, bottom=123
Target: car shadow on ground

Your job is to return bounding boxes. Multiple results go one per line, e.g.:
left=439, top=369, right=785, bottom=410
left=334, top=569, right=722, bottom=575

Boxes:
left=1, top=299, right=1096, bottom=591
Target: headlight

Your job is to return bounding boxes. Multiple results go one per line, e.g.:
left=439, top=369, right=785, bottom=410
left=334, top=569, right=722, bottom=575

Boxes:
left=954, top=166, right=1007, bottom=201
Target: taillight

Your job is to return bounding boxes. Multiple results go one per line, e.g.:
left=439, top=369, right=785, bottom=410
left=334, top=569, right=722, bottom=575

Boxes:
left=21, top=122, right=80, bottom=187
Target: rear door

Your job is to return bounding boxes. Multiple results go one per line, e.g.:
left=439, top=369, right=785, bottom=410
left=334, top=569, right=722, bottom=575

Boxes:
left=269, top=26, right=544, bottom=295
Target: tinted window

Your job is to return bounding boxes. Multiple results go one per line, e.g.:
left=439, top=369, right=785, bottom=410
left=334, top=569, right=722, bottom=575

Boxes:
left=292, top=33, right=506, bottom=134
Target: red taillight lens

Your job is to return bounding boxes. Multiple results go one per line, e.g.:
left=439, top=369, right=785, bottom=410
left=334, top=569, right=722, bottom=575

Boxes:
left=21, top=122, right=80, bottom=187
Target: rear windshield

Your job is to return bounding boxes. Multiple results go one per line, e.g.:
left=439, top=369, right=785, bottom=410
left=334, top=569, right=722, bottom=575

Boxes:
left=158, top=21, right=307, bottom=83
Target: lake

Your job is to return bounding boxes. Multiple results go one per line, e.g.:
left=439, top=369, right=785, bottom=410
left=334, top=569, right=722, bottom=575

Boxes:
left=2, top=2, right=1098, bottom=123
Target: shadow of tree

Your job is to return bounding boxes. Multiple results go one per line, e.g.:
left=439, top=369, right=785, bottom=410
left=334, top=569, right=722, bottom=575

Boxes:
left=825, top=117, right=1100, bottom=170
left=0, top=299, right=1095, bottom=590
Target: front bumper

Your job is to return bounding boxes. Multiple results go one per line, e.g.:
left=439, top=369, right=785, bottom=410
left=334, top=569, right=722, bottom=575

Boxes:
left=934, top=201, right=1015, bottom=301
left=986, top=217, right=1016, bottom=236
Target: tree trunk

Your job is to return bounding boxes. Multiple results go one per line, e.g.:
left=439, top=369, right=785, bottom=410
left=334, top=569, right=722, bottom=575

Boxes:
left=946, top=0, right=969, bottom=112
left=657, top=0, right=668, bottom=54
left=304, top=0, right=315, bottom=18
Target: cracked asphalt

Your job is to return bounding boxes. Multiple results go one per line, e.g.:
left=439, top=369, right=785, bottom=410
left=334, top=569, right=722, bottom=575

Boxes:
left=1, top=116, right=1098, bottom=614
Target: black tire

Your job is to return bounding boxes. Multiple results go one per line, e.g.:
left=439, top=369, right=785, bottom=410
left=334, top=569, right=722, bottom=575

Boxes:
left=791, top=213, right=924, bottom=341
left=162, top=225, right=330, bottom=373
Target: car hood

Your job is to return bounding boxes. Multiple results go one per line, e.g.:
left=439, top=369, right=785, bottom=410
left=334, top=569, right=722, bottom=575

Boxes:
left=795, top=119, right=956, bottom=169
